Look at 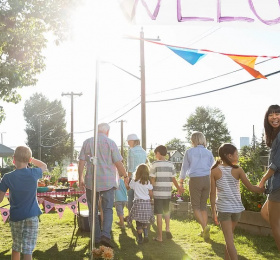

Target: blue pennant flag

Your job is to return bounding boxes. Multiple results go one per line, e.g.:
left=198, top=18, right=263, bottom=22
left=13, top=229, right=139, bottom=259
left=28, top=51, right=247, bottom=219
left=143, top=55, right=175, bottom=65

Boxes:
left=167, top=46, right=206, bottom=65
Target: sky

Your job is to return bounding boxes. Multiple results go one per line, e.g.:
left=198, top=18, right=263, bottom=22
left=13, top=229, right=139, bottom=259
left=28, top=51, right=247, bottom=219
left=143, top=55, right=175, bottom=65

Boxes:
left=1, top=0, right=280, bottom=154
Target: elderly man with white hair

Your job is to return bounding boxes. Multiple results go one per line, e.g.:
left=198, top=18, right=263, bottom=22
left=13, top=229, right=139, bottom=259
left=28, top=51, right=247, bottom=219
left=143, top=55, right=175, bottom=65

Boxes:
left=78, top=123, right=128, bottom=248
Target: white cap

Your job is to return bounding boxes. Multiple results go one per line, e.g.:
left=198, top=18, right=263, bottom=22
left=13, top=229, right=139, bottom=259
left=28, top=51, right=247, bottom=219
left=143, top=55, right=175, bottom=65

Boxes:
left=127, top=134, right=139, bottom=141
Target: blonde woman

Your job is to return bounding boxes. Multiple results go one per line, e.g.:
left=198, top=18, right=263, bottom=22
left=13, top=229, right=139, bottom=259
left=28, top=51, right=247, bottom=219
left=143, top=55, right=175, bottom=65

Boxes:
left=179, top=132, right=214, bottom=239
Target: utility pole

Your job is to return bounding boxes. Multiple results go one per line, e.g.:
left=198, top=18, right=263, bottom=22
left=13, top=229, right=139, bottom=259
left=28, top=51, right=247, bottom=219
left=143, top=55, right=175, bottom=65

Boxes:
left=1, top=132, right=6, bottom=167
left=62, top=92, right=83, bottom=163
left=117, top=120, right=126, bottom=157
left=139, top=28, right=160, bottom=150
left=38, top=116, right=41, bottom=160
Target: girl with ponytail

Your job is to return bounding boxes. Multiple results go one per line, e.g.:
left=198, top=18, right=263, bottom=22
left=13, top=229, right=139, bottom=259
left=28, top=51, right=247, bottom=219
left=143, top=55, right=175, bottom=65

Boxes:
left=210, top=143, right=264, bottom=260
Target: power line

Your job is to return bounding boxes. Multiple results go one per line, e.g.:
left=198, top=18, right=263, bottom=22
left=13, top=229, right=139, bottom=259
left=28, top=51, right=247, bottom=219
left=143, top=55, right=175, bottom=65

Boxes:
left=147, top=70, right=280, bottom=103
left=147, top=56, right=279, bottom=96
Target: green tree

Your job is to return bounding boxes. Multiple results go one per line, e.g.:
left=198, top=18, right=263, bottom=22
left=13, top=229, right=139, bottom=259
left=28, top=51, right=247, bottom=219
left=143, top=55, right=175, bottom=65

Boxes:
left=239, top=139, right=267, bottom=211
left=0, top=0, right=79, bottom=122
left=23, top=93, right=71, bottom=167
left=165, top=138, right=186, bottom=154
left=183, top=106, right=231, bottom=156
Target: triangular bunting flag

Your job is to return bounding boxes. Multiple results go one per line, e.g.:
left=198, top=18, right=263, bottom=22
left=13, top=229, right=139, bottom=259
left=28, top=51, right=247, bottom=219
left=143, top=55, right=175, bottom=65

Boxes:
left=0, top=208, right=10, bottom=223
left=227, top=55, right=266, bottom=79
left=78, top=194, right=88, bottom=206
left=55, top=205, right=66, bottom=219
left=167, top=46, right=206, bottom=65
left=67, top=201, right=77, bottom=215
left=119, top=0, right=137, bottom=22
left=37, top=198, right=44, bottom=205
left=44, top=200, right=55, bottom=214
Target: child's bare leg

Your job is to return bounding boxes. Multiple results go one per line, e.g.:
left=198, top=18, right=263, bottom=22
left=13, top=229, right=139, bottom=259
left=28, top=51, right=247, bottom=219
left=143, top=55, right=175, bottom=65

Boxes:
left=118, top=215, right=124, bottom=226
left=261, top=200, right=270, bottom=224
left=268, top=200, right=280, bottom=251
left=23, top=254, right=32, bottom=260
left=11, top=250, right=20, bottom=260
left=164, top=213, right=170, bottom=232
left=156, top=214, right=163, bottom=241
left=220, top=221, right=238, bottom=260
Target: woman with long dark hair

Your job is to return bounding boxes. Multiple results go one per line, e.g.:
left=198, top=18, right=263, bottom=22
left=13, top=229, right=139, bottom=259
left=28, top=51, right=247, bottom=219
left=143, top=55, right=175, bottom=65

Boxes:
left=260, top=104, right=280, bottom=251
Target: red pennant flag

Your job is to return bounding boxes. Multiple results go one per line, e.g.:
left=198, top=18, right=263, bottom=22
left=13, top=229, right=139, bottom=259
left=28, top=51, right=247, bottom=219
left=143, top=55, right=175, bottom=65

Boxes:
left=67, top=201, right=77, bottom=215
left=0, top=208, right=10, bottom=223
left=227, top=55, right=266, bottom=79
left=55, top=205, right=66, bottom=219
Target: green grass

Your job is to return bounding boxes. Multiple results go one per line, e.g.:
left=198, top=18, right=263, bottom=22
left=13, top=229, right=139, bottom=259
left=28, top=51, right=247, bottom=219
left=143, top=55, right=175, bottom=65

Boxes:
left=1, top=197, right=280, bottom=259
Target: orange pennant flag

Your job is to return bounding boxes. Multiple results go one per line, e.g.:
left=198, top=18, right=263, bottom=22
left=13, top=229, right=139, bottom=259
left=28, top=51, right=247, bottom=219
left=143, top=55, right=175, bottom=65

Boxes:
left=228, top=55, right=266, bottom=79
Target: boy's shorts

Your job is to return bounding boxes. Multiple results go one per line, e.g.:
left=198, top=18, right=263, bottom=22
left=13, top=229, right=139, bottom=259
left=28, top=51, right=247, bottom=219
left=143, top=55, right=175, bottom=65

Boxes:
left=10, top=216, right=39, bottom=255
left=217, top=212, right=241, bottom=222
left=154, top=199, right=170, bottom=215
left=115, top=201, right=127, bottom=216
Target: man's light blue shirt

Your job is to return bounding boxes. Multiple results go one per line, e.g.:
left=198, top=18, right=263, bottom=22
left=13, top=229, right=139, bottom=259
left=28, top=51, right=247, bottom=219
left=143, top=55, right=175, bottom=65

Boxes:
left=179, top=145, right=214, bottom=179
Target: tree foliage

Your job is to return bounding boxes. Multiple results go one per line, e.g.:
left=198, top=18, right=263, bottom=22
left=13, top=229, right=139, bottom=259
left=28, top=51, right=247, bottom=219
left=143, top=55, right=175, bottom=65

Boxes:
left=23, top=93, right=71, bottom=167
left=183, top=106, right=231, bottom=156
left=165, top=138, right=186, bottom=154
left=239, top=139, right=268, bottom=212
left=0, top=0, right=79, bottom=122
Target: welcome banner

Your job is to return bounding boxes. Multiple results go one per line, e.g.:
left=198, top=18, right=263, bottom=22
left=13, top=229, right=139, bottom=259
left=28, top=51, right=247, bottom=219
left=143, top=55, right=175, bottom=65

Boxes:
left=0, top=194, right=86, bottom=222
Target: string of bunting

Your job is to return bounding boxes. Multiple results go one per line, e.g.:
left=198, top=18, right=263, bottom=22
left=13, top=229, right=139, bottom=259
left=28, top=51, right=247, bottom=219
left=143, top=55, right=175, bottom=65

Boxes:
left=126, top=35, right=279, bottom=79
left=0, top=193, right=87, bottom=223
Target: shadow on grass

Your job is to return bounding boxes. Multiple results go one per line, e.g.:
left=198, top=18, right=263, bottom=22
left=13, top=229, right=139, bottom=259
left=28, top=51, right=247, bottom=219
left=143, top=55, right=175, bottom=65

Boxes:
left=33, top=242, right=88, bottom=260
left=0, top=249, right=10, bottom=260
left=114, top=224, right=191, bottom=260
left=208, top=239, right=248, bottom=260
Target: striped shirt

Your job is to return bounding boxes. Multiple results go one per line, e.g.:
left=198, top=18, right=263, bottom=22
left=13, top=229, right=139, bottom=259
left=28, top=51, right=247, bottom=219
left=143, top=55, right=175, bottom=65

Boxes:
left=150, top=160, right=176, bottom=199
left=216, top=165, right=245, bottom=213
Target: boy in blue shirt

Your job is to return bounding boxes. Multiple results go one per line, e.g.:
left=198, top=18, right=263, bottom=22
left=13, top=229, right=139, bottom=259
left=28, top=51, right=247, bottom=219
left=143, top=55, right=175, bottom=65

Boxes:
left=114, top=177, right=128, bottom=229
left=0, top=146, right=47, bottom=260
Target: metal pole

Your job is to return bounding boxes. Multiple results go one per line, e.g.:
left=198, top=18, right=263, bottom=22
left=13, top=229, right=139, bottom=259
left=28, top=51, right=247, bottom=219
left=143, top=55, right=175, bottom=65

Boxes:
left=90, top=59, right=99, bottom=258
left=71, top=92, right=74, bottom=163
left=121, top=120, right=124, bottom=157
left=38, top=116, right=41, bottom=160
left=140, top=28, right=146, bottom=151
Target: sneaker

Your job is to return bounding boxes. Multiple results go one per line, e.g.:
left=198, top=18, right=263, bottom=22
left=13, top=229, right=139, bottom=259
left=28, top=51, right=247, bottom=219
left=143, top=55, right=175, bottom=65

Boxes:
left=101, top=236, right=115, bottom=248
left=137, top=233, right=143, bottom=244
left=203, top=226, right=210, bottom=239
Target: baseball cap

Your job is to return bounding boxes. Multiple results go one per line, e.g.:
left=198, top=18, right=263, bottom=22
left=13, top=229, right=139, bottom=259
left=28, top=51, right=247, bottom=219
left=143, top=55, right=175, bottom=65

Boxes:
left=127, top=134, right=139, bottom=141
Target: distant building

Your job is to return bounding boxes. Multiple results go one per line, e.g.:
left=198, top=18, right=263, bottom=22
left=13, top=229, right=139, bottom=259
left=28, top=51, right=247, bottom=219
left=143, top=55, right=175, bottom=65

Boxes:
left=168, top=150, right=184, bottom=171
left=240, top=137, right=250, bottom=149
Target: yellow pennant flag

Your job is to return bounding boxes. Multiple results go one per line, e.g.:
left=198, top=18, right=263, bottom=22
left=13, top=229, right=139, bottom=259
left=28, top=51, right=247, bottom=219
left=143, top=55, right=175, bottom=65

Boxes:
left=228, top=55, right=266, bottom=79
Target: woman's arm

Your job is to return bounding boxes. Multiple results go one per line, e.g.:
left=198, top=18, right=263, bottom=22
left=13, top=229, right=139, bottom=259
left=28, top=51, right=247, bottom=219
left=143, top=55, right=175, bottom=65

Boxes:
left=179, top=151, right=189, bottom=185
left=259, top=168, right=275, bottom=188
left=239, top=168, right=264, bottom=193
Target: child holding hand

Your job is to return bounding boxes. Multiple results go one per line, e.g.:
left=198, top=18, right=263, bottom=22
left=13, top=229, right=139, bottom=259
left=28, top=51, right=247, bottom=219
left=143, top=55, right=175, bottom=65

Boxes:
left=210, top=143, right=264, bottom=260
left=128, top=164, right=154, bottom=244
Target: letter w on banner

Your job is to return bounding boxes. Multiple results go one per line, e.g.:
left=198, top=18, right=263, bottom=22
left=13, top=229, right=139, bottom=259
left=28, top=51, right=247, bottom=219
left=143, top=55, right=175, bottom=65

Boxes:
left=55, top=205, right=66, bottom=219
left=0, top=208, right=10, bottom=223
left=78, top=194, right=88, bottom=206
left=68, top=201, right=78, bottom=215
left=44, top=200, right=55, bottom=214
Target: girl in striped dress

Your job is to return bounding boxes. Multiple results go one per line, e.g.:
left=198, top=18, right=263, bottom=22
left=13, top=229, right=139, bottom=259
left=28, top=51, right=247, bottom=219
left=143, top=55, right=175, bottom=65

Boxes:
left=210, top=143, right=264, bottom=260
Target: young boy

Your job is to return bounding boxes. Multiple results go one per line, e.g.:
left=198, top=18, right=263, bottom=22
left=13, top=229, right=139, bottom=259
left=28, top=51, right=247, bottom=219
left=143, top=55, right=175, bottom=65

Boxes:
left=0, top=146, right=47, bottom=260
left=114, top=177, right=128, bottom=229
left=150, top=145, right=183, bottom=242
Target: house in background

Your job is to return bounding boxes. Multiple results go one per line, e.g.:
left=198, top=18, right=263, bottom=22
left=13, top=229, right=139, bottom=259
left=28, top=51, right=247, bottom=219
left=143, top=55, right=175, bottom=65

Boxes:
left=168, top=150, right=184, bottom=171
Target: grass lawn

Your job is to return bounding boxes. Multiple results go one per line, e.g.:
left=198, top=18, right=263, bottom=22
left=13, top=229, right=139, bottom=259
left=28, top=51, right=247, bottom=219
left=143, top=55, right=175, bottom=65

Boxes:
left=1, top=197, right=280, bottom=260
